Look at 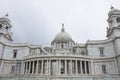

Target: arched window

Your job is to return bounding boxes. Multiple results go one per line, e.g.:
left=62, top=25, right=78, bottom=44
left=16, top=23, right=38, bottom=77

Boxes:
left=6, top=26, right=9, bottom=30
left=102, top=65, right=107, bottom=74
left=73, top=48, right=75, bottom=54
left=81, top=50, right=85, bottom=55
left=11, top=66, right=15, bottom=74
left=116, top=17, right=120, bottom=23
left=0, top=24, right=2, bottom=29
left=13, top=50, right=18, bottom=58
left=61, top=43, right=63, bottom=48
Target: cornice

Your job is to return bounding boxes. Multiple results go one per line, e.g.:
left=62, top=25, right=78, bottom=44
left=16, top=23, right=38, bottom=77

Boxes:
left=73, top=44, right=86, bottom=48
left=0, top=41, right=42, bottom=49
left=86, top=38, right=113, bottom=45
left=107, top=27, right=120, bottom=37
left=86, top=37, right=120, bottom=45
left=22, top=54, right=120, bottom=60
left=0, top=33, right=13, bottom=41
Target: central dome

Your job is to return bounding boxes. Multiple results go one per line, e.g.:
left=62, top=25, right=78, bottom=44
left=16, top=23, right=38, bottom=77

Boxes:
left=51, top=25, right=74, bottom=43
left=54, top=31, right=72, bottom=41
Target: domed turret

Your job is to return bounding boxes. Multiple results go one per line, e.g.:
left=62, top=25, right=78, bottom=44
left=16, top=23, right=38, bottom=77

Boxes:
left=0, top=14, right=13, bottom=43
left=51, top=24, right=74, bottom=49
left=107, top=6, right=120, bottom=28
left=108, top=6, right=120, bottom=17
left=0, top=13, right=11, bottom=24
left=107, top=6, right=120, bottom=38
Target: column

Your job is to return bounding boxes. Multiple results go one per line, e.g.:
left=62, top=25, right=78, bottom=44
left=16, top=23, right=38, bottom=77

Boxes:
left=0, top=61, right=4, bottom=74
left=36, top=48, right=40, bottom=54
left=41, top=60, right=43, bottom=74
left=85, top=61, right=87, bottom=74
left=25, top=62, right=27, bottom=74
left=114, top=58, right=119, bottom=74
left=80, top=60, right=83, bottom=74
left=60, top=43, right=61, bottom=48
left=65, top=60, right=67, bottom=74
left=22, top=62, right=25, bottom=74
left=88, top=61, right=91, bottom=74
left=64, top=43, right=66, bottom=48
left=70, top=60, right=72, bottom=74
left=28, top=61, right=31, bottom=74
left=32, top=61, right=34, bottom=74
left=23, top=62, right=25, bottom=74
left=49, top=60, right=51, bottom=75
left=26, top=62, right=28, bottom=74
left=76, top=60, right=78, bottom=74
left=59, top=59, right=61, bottom=75
left=56, top=60, right=59, bottom=75
left=91, top=60, right=94, bottom=75
left=36, top=60, right=39, bottom=74
left=47, top=60, right=48, bottom=75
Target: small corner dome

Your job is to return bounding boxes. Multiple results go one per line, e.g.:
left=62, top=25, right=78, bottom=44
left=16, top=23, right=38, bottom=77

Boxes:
left=51, top=25, right=74, bottom=44
left=108, top=6, right=120, bottom=16
left=0, top=14, right=11, bottom=23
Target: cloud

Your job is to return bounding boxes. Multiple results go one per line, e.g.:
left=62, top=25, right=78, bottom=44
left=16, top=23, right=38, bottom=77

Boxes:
left=0, top=0, right=120, bottom=46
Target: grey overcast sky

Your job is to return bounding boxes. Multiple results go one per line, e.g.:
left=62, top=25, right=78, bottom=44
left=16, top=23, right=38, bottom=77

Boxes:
left=0, top=0, right=120, bottom=46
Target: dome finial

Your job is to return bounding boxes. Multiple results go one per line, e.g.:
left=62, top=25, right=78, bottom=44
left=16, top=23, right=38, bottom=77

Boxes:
left=61, top=23, right=65, bottom=32
left=111, top=5, right=114, bottom=10
left=5, top=13, right=9, bottom=17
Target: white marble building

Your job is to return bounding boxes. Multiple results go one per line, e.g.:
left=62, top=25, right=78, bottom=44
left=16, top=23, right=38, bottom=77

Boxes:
left=0, top=7, right=120, bottom=80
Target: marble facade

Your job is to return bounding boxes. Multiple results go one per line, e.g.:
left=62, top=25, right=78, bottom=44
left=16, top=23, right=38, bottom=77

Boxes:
left=0, top=7, right=120, bottom=80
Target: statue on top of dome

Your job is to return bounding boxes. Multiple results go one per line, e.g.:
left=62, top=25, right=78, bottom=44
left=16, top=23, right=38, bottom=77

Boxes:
left=61, top=23, right=65, bottom=32
left=111, top=5, right=114, bottom=10
left=5, top=13, right=9, bottom=17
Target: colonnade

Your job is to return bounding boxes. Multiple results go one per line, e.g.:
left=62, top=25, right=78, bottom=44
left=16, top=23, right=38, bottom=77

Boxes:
left=24, top=59, right=91, bottom=75
left=55, top=42, right=73, bottom=48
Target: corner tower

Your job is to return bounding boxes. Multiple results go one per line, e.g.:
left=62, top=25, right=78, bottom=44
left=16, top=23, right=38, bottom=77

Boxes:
left=107, top=6, right=120, bottom=39
left=107, top=6, right=120, bottom=74
left=0, top=14, right=13, bottom=43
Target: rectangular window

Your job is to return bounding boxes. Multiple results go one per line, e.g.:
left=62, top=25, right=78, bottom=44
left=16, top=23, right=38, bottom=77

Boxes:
left=61, top=43, right=63, bottom=48
left=11, top=66, right=15, bottom=74
left=0, top=24, right=2, bottom=29
left=99, top=48, right=104, bottom=56
left=102, top=65, right=106, bottom=74
left=100, top=49, right=103, bottom=55
left=13, top=50, right=17, bottom=58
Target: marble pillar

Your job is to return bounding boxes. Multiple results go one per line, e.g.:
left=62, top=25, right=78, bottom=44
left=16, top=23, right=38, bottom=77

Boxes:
left=80, top=60, right=83, bottom=74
